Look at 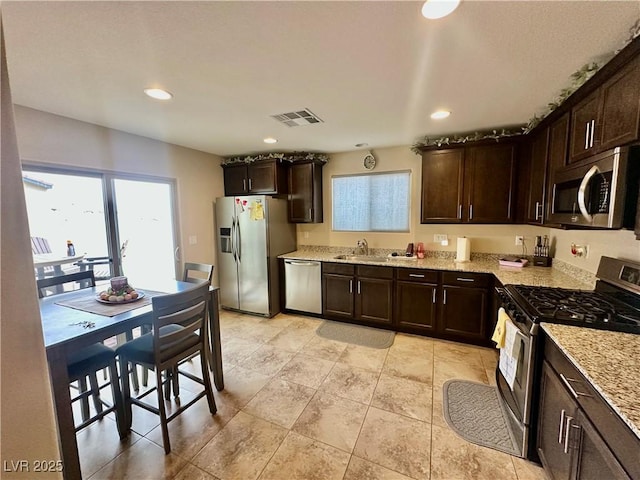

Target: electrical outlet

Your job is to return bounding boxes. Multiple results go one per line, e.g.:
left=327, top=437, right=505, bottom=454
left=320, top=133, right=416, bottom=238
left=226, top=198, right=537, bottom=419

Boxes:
left=188, top=235, right=198, bottom=245
left=515, top=235, right=524, bottom=246
left=304, top=232, right=309, bottom=239
left=434, top=234, right=448, bottom=243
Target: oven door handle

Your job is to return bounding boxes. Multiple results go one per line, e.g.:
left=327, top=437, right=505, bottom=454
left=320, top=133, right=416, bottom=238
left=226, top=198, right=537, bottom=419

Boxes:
left=577, top=165, right=599, bottom=224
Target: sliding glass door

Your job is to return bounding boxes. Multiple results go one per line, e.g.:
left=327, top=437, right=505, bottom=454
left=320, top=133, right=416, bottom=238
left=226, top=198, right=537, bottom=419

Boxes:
left=23, top=165, right=180, bottom=283
left=112, top=178, right=178, bottom=282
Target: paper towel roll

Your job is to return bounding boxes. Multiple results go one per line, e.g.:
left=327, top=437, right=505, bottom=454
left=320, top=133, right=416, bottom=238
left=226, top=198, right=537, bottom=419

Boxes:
left=455, top=237, right=470, bottom=262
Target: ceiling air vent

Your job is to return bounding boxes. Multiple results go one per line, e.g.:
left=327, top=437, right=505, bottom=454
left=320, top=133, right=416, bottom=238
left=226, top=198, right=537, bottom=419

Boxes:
left=271, top=108, right=323, bottom=127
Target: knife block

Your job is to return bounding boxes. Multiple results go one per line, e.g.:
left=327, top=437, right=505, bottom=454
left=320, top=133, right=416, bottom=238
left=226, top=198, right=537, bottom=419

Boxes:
left=533, top=256, right=552, bottom=267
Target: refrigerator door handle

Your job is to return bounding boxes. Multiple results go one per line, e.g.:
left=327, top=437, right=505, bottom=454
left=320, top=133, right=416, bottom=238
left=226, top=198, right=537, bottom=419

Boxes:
left=236, top=218, right=242, bottom=262
left=230, top=217, right=237, bottom=262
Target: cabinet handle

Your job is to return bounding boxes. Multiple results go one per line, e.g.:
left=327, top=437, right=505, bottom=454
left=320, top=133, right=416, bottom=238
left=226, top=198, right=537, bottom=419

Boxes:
left=558, top=409, right=566, bottom=444
left=560, top=373, right=592, bottom=399
left=564, top=417, right=573, bottom=454
left=248, top=178, right=253, bottom=191
left=456, top=277, right=475, bottom=282
left=443, top=289, right=447, bottom=304
left=242, top=179, right=246, bottom=192
left=590, top=119, right=595, bottom=148
left=357, top=280, right=361, bottom=295
left=432, top=289, right=436, bottom=304
left=409, top=274, right=425, bottom=278
left=349, top=280, right=353, bottom=294
left=535, top=201, right=541, bottom=221
left=308, top=208, right=312, bottom=219
left=469, top=204, right=473, bottom=220
left=585, top=121, right=590, bottom=150
left=458, top=204, right=462, bottom=220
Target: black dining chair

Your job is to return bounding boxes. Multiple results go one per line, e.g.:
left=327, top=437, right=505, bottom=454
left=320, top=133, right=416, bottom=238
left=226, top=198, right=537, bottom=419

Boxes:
left=36, top=271, right=126, bottom=437
left=116, top=282, right=217, bottom=453
left=183, top=262, right=214, bottom=284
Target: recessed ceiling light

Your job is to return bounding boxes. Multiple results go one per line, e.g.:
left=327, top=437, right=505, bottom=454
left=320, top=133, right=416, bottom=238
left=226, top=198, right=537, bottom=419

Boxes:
left=263, top=137, right=278, bottom=144
left=355, top=143, right=369, bottom=148
left=143, top=88, right=173, bottom=100
left=431, top=110, right=451, bottom=120
left=421, top=0, right=461, bottom=19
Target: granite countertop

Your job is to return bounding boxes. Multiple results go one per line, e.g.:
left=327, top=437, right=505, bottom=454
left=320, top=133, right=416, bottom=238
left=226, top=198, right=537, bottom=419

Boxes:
left=280, top=248, right=594, bottom=289
left=541, top=323, right=640, bottom=440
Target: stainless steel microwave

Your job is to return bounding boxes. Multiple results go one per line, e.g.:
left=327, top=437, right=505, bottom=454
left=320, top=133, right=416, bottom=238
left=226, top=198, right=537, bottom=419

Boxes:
left=549, top=146, right=639, bottom=228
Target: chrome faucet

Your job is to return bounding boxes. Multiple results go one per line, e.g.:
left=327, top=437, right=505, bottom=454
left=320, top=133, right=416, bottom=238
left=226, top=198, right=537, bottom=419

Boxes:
left=356, top=238, right=369, bottom=256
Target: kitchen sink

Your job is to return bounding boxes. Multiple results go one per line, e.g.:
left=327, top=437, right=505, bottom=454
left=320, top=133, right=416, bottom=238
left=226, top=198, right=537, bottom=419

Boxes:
left=333, top=254, right=389, bottom=262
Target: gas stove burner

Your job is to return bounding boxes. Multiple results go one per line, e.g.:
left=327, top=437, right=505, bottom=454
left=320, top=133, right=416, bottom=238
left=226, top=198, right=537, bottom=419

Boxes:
left=506, top=283, right=640, bottom=334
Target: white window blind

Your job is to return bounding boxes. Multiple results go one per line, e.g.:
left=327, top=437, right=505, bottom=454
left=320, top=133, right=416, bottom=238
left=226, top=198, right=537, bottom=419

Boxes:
left=332, top=171, right=410, bottom=232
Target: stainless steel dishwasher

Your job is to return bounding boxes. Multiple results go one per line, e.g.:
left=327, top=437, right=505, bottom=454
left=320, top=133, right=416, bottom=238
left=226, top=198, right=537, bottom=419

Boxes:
left=284, top=259, right=322, bottom=314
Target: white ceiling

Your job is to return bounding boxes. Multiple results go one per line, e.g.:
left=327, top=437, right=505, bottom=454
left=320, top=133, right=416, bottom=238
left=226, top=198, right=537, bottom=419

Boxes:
left=2, top=1, right=639, bottom=157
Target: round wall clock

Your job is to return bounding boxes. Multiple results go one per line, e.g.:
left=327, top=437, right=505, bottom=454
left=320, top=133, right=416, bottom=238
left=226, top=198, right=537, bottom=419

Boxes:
left=363, top=153, right=376, bottom=170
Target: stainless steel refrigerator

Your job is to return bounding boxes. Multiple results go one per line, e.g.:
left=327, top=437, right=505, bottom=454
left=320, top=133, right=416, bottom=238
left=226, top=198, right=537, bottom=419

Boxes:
left=215, top=195, right=296, bottom=317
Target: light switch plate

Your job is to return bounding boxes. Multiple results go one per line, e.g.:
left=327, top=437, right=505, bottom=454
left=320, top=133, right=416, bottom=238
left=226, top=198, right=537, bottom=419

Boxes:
left=188, top=235, right=198, bottom=245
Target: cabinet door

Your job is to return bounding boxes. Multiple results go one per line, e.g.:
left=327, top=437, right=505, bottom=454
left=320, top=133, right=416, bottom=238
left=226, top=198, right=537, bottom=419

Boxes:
left=439, top=286, right=488, bottom=342
left=395, top=281, right=437, bottom=332
left=288, top=162, right=323, bottom=223
left=421, top=149, right=464, bottom=223
left=223, top=165, right=248, bottom=196
left=573, top=409, right=631, bottom=480
left=599, top=55, right=640, bottom=150
left=537, top=361, right=576, bottom=480
left=527, top=129, right=549, bottom=224
left=247, top=161, right=277, bottom=193
left=355, top=277, right=393, bottom=325
left=546, top=113, right=570, bottom=220
left=464, top=144, right=516, bottom=223
left=322, top=274, right=354, bottom=319
left=569, top=91, right=600, bottom=163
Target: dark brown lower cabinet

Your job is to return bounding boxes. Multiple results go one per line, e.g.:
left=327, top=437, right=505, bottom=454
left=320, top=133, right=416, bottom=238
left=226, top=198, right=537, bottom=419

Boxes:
left=321, top=263, right=393, bottom=327
left=537, top=361, right=579, bottom=480
left=322, top=273, right=354, bottom=319
left=438, top=272, right=490, bottom=343
left=439, top=286, right=488, bottom=342
left=395, top=269, right=438, bottom=333
left=537, top=338, right=634, bottom=480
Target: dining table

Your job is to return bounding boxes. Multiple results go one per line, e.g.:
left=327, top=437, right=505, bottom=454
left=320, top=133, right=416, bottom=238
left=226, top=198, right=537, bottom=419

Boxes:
left=39, top=278, right=223, bottom=480
left=33, top=253, right=86, bottom=279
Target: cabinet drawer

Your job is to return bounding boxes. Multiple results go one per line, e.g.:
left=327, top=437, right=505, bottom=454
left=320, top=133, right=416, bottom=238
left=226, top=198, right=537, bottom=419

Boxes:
left=544, top=335, right=640, bottom=479
left=356, top=265, right=394, bottom=279
left=442, top=272, right=491, bottom=288
left=323, top=262, right=355, bottom=275
left=396, top=268, right=438, bottom=283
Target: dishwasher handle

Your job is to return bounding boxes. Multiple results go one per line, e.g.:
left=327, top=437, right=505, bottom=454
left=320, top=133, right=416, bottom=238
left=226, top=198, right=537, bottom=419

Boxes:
left=284, top=260, right=321, bottom=267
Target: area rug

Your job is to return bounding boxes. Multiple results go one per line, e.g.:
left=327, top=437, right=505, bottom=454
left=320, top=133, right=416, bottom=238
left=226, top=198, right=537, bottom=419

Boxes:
left=316, top=320, right=395, bottom=349
left=442, top=379, right=520, bottom=456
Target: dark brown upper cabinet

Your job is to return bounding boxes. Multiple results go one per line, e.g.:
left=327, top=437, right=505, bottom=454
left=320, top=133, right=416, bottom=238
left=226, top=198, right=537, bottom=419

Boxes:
left=526, top=128, right=550, bottom=224
left=569, top=54, right=640, bottom=164
left=599, top=54, right=640, bottom=150
left=421, top=142, right=516, bottom=224
left=222, top=159, right=288, bottom=196
left=569, top=89, right=601, bottom=163
left=288, top=160, right=323, bottom=223
left=420, top=149, right=464, bottom=223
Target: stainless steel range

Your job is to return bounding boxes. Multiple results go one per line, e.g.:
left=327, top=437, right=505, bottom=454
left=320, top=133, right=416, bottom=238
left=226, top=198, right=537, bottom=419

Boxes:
left=494, top=256, right=640, bottom=460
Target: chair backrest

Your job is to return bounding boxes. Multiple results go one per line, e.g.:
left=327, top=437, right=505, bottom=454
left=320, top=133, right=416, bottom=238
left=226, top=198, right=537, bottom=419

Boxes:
left=183, top=262, right=214, bottom=284
left=36, top=270, right=96, bottom=298
left=151, top=283, right=210, bottom=369
left=31, top=236, right=53, bottom=254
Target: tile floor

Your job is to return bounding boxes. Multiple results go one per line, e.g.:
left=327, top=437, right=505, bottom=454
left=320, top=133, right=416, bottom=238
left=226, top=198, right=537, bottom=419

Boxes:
left=79, top=311, right=547, bottom=480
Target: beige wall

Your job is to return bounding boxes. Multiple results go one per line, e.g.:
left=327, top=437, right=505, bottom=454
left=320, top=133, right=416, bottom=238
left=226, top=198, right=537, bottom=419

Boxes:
left=1, top=23, right=62, bottom=477
left=298, top=145, right=640, bottom=273
left=14, top=106, right=224, bottom=282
